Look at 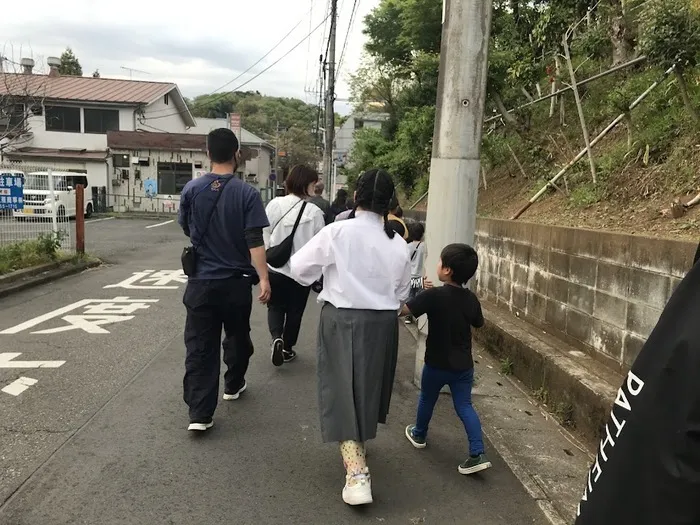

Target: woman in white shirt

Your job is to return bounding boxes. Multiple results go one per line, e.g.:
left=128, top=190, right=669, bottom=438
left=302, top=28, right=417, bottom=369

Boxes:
left=290, top=169, right=411, bottom=507
left=263, top=165, right=325, bottom=366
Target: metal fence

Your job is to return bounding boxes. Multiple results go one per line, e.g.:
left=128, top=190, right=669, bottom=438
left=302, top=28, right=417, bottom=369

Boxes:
left=0, top=163, right=80, bottom=253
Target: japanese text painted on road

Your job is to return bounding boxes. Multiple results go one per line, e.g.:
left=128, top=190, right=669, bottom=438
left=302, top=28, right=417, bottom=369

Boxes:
left=104, top=270, right=187, bottom=290
left=0, top=297, right=159, bottom=335
left=0, top=174, right=24, bottom=210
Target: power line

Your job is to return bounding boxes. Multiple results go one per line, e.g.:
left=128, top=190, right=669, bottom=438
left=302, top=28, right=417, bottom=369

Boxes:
left=144, top=14, right=332, bottom=122
left=211, top=18, right=307, bottom=96
left=304, top=0, right=316, bottom=96
left=146, top=7, right=315, bottom=116
left=337, top=0, right=360, bottom=76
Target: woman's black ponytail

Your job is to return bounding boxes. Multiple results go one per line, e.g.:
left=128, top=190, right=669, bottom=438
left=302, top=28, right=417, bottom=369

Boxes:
left=383, top=210, right=395, bottom=239
left=352, top=168, right=398, bottom=239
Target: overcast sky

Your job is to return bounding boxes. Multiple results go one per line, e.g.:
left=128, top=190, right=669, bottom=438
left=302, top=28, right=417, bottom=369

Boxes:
left=0, top=0, right=378, bottom=114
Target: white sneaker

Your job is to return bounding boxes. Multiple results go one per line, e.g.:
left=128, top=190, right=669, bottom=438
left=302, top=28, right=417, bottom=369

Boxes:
left=223, top=381, right=247, bottom=400
left=342, top=470, right=373, bottom=505
left=187, top=419, right=214, bottom=431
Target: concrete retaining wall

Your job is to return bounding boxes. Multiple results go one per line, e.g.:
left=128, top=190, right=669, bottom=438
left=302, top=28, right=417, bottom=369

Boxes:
left=475, top=219, right=696, bottom=371
left=403, top=210, right=697, bottom=371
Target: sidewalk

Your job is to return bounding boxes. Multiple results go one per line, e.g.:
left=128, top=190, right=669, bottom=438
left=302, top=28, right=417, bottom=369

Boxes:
left=0, top=299, right=551, bottom=525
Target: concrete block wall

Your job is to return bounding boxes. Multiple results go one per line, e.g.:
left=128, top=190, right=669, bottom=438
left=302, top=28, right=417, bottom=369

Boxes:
left=475, top=218, right=697, bottom=370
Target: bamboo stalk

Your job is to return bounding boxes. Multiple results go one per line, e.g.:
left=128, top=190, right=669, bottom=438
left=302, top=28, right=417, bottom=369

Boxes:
left=563, top=32, right=597, bottom=184
left=511, top=65, right=676, bottom=220
left=486, top=55, right=647, bottom=124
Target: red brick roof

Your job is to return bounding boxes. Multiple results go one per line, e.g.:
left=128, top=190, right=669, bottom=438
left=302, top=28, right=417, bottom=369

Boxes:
left=107, top=131, right=206, bottom=151
left=0, top=74, right=173, bottom=104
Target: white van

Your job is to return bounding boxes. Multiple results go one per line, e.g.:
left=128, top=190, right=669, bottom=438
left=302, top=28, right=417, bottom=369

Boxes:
left=13, top=171, right=94, bottom=220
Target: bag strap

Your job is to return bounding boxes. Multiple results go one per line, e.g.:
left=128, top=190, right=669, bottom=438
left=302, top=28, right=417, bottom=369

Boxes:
left=192, top=176, right=232, bottom=250
left=269, top=198, right=302, bottom=235
left=411, top=241, right=422, bottom=261
left=289, top=201, right=307, bottom=238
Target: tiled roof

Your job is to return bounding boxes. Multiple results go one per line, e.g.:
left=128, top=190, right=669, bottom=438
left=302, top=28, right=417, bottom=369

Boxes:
left=6, top=147, right=108, bottom=161
left=0, top=74, right=174, bottom=104
left=108, top=131, right=206, bottom=151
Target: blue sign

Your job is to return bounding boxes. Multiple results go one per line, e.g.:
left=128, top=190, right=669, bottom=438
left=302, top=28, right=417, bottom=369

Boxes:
left=144, top=179, right=158, bottom=198
left=0, top=175, right=24, bottom=210
left=269, top=171, right=276, bottom=182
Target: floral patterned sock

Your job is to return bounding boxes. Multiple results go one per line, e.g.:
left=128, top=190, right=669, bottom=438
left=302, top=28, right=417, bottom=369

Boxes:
left=340, top=440, right=368, bottom=482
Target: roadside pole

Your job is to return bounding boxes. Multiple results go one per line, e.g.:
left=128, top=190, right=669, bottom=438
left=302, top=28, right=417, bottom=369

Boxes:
left=417, top=0, right=493, bottom=385
left=47, top=169, right=58, bottom=236
left=323, top=0, right=338, bottom=193
left=75, top=185, right=85, bottom=254
left=424, top=0, right=493, bottom=283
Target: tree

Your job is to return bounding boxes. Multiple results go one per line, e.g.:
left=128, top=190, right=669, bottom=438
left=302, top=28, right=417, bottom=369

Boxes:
left=92, top=69, right=100, bottom=78
left=0, top=58, right=45, bottom=152
left=639, top=0, right=700, bottom=123
left=188, top=91, right=321, bottom=167
left=59, top=48, right=83, bottom=76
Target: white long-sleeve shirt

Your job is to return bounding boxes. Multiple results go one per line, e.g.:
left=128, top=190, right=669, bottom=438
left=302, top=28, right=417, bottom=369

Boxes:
left=264, top=194, right=325, bottom=279
left=289, top=211, right=411, bottom=310
left=407, top=240, right=426, bottom=277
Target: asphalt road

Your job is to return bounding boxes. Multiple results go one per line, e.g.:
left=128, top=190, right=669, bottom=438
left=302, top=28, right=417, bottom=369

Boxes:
left=0, top=218, right=547, bottom=525
left=0, top=214, right=182, bottom=262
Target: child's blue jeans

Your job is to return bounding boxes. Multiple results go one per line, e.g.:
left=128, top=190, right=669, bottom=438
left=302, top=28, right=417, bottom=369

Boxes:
left=414, top=364, right=485, bottom=456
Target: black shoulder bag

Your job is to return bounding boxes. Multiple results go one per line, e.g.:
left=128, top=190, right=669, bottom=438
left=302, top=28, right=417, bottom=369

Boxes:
left=266, top=201, right=308, bottom=268
left=181, top=177, right=231, bottom=277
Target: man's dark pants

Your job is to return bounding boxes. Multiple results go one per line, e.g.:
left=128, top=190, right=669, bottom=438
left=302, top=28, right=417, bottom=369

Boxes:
left=183, top=276, right=254, bottom=421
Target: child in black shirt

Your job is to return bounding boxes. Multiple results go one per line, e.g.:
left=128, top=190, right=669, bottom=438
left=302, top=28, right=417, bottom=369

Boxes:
left=400, top=243, right=491, bottom=475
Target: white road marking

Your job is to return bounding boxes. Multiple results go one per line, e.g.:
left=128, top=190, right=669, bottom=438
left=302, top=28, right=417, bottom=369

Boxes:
left=85, top=217, right=116, bottom=224
left=0, top=353, right=65, bottom=368
left=104, top=269, right=187, bottom=290
left=146, top=220, right=174, bottom=229
left=2, top=377, right=38, bottom=396
left=0, top=297, right=159, bottom=334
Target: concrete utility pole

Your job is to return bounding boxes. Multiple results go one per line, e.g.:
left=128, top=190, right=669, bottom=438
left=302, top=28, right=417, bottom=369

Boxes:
left=424, top=0, right=493, bottom=283
left=323, top=0, right=338, bottom=194
left=415, top=0, right=493, bottom=385
left=274, top=121, right=280, bottom=196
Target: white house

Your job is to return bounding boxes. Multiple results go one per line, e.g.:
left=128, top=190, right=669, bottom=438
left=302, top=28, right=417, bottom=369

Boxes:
left=332, top=112, right=389, bottom=190
left=334, top=112, right=389, bottom=167
left=0, top=57, right=274, bottom=208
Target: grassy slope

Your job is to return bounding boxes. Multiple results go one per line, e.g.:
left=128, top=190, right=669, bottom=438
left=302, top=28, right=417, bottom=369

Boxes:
left=416, top=62, right=700, bottom=241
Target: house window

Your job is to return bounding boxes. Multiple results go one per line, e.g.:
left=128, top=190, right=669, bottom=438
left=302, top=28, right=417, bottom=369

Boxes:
left=157, top=162, right=192, bottom=195
left=0, top=103, right=26, bottom=132
left=164, top=94, right=169, bottom=105
left=45, top=106, right=81, bottom=132
left=113, top=154, right=130, bottom=168
left=354, top=119, right=364, bottom=130
left=84, top=108, right=120, bottom=134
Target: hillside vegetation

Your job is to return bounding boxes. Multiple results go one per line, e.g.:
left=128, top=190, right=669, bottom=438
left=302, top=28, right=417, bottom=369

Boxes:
left=349, top=0, right=700, bottom=240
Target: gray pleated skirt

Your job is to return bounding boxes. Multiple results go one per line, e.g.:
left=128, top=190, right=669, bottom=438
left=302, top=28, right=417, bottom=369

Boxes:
left=317, top=303, right=399, bottom=443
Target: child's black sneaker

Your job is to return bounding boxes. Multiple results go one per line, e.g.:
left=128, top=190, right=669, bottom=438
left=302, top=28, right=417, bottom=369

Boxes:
left=458, top=454, right=492, bottom=475
left=404, top=424, right=427, bottom=449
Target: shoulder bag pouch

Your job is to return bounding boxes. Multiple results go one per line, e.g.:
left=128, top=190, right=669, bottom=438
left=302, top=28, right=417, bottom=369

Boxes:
left=181, top=177, right=231, bottom=277
left=266, top=201, right=307, bottom=268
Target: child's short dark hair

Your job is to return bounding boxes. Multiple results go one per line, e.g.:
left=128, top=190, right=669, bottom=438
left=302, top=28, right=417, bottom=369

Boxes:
left=407, top=222, right=425, bottom=243
left=440, top=243, right=478, bottom=285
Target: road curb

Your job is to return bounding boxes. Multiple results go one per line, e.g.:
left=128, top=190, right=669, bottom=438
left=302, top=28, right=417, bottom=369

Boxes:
left=0, top=259, right=102, bottom=299
left=401, top=323, right=576, bottom=525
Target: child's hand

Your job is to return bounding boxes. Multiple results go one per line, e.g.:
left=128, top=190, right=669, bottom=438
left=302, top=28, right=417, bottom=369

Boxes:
left=423, top=277, right=434, bottom=289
